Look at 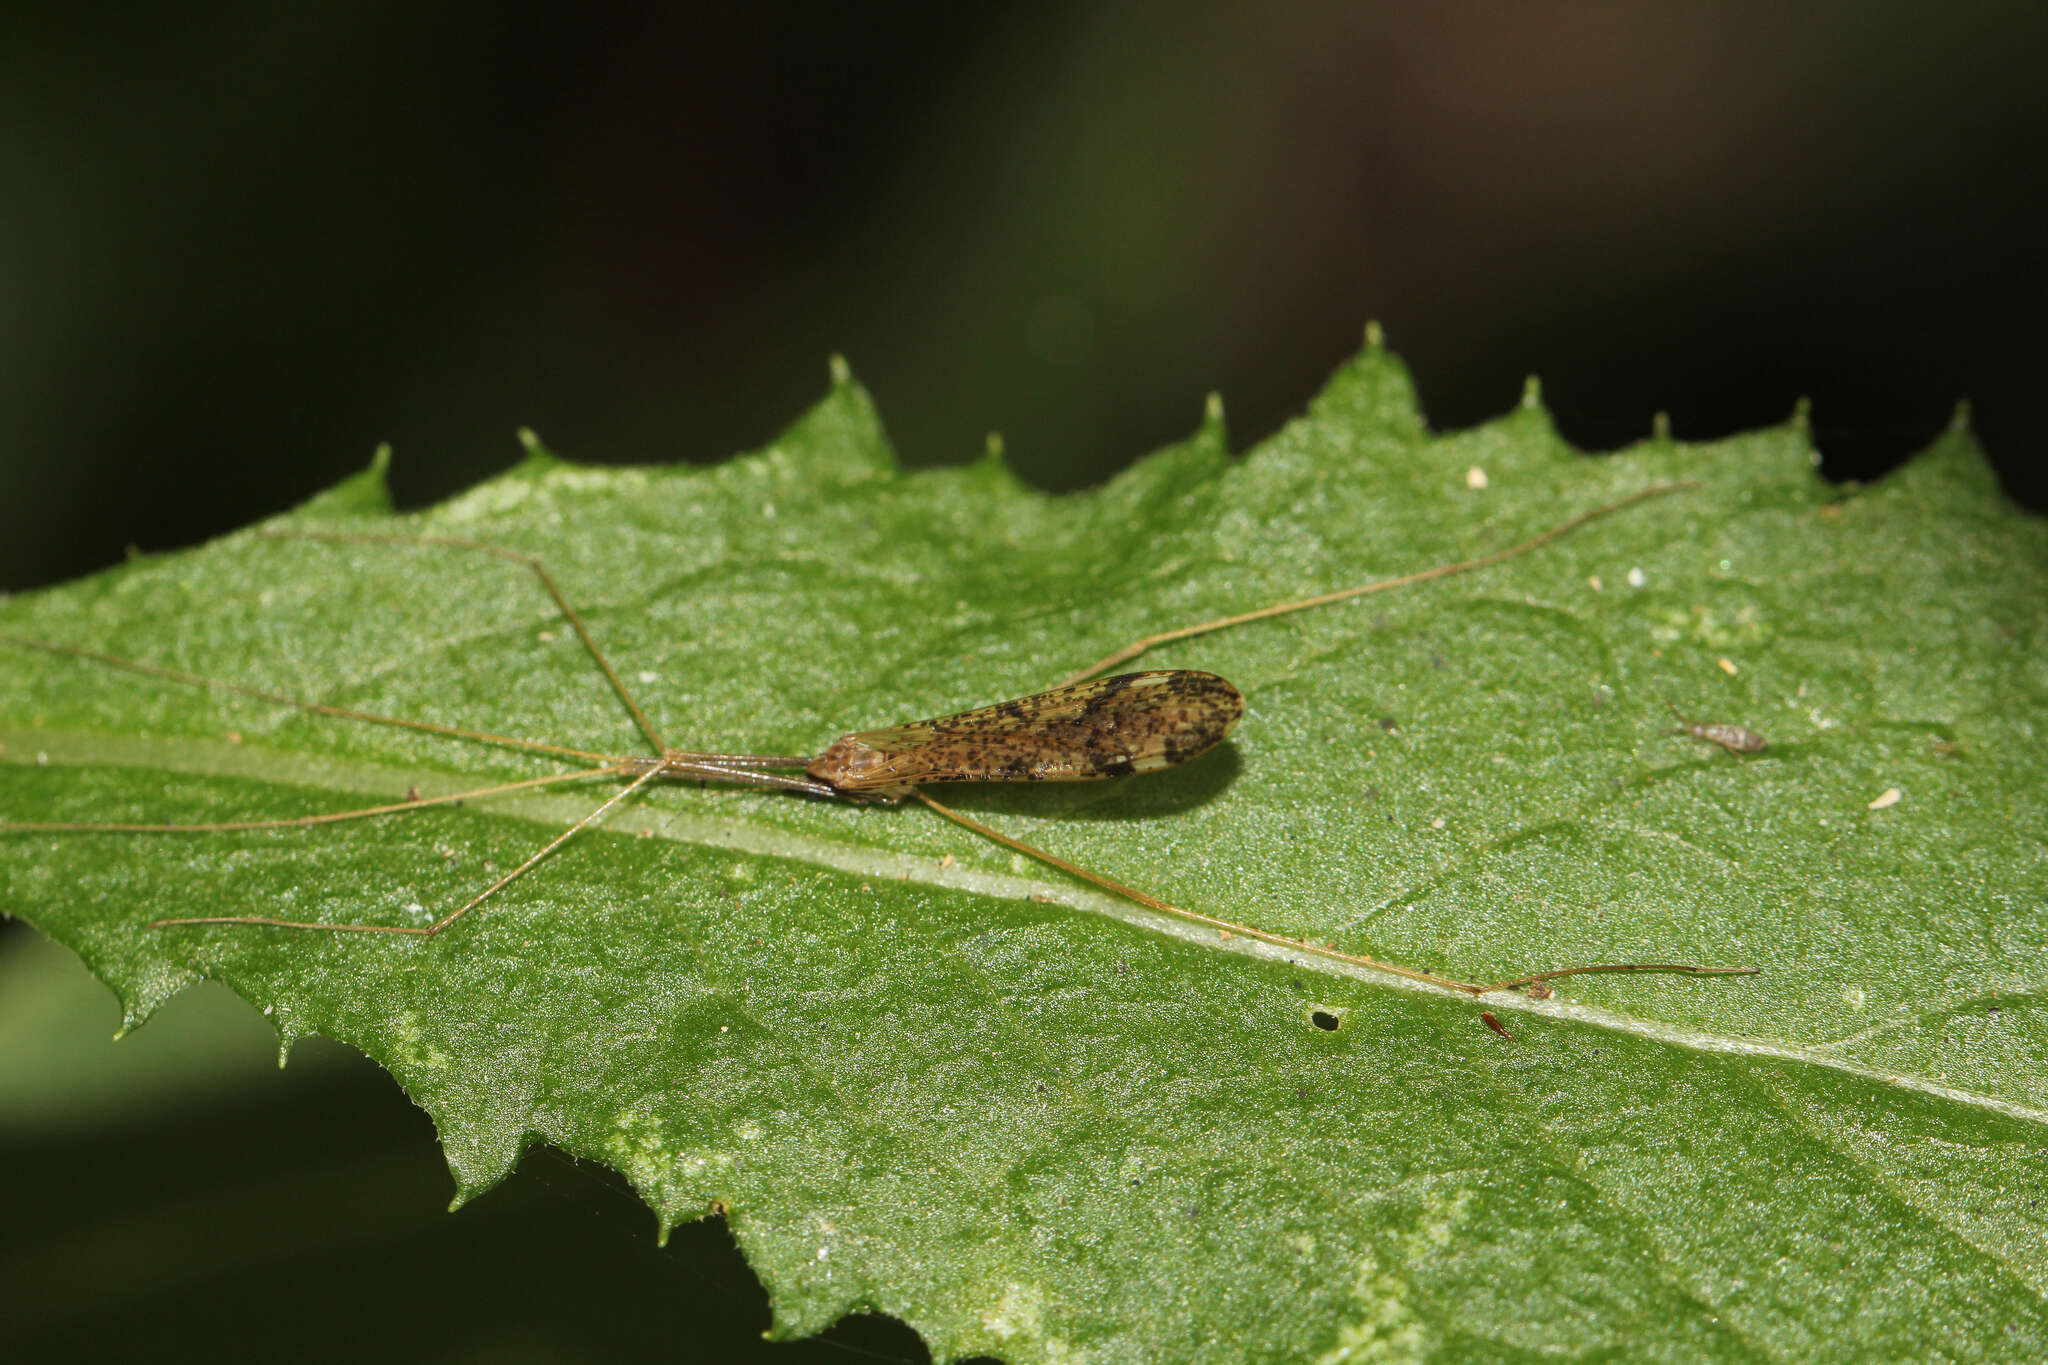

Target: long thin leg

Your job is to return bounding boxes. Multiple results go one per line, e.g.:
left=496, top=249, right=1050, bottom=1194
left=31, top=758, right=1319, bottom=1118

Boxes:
left=262, top=530, right=668, bottom=755
left=0, top=634, right=617, bottom=766
left=1, top=766, right=625, bottom=833
left=150, top=762, right=671, bottom=936
left=911, top=791, right=1757, bottom=997
left=1056, top=481, right=1701, bottom=686
left=1477, top=962, right=1759, bottom=994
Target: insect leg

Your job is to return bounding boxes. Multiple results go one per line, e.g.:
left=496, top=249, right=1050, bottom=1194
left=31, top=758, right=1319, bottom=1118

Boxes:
left=1056, top=481, right=1700, bottom=685
left=1476, top=962, right=1761, bottom=994
left=910, top=790, right=1485, bottom=993
left=911, top=791, right=1759, bottom=997
left=260, top=529, right=667, bottom=755
left=149, top=762, right=669, bottom=936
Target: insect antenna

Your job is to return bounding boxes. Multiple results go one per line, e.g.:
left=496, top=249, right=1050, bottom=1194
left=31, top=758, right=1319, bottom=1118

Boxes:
left=3, top=766, right=624, bottom=834
left=1058, top=481, right=1701, bottom=686
left=0, top=634, right=617, bottom=765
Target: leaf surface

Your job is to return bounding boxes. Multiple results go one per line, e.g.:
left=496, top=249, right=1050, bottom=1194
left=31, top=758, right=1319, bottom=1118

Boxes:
left=5, top=347, right=2047, bottom=1362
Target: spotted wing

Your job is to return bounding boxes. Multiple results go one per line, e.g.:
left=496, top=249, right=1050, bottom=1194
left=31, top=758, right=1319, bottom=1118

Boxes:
left=811, top=670, right=1245, bottom=791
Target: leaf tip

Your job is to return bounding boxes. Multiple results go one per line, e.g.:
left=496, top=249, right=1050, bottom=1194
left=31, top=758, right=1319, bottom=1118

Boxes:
left=1304, top=329, right=1425, bottom=440
left=515, top=427, right=563, bottom=469
left=291, top=443, right=397, bottom=517
left=1201, top=390, right=1228, bottom=446
left=445, top=1174, right=491, bottom=1213
left=116, top=993, right=158, bottom=1036
left=767, top=354, right=897, bottom=480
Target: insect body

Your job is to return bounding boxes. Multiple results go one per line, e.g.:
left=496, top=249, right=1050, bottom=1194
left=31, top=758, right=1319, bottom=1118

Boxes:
left=1663, top=704, right=1766, bottom=755
left=805, top=670, right=1244, bottom=795
left=597, top=671, right=1244, bottom=801
left=1672, top=720, right=1766, bottom=755
left=2, top=484, right=1760, bottom=999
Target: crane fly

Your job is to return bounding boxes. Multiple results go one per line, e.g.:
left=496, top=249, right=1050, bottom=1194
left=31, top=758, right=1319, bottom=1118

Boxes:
left=0, top=482, right=1758, bottom=1000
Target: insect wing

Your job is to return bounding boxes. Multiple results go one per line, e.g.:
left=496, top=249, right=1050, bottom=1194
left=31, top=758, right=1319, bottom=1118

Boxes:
left=815, top=670, right=1245, bottom=790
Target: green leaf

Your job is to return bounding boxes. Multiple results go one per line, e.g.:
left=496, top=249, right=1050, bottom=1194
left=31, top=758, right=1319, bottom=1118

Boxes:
left=5, top=345, right=2047, bottom=1362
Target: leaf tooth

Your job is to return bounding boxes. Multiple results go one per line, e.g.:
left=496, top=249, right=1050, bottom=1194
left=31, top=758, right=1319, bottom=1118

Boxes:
left=1200, top=390, right=1228, bottom=450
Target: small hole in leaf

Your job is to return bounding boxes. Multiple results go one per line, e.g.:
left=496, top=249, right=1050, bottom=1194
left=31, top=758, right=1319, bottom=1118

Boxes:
left=1310, top=1010, right=1341, bottom=1031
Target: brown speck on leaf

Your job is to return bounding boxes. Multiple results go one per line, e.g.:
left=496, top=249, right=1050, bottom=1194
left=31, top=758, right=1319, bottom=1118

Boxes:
left=406, top=786, right=422, bottom=803
left=1377, top=717, right=1398, bottom=732
left=1670, top=718, right=1767, bottom=755
left=1480, top=1011, right=1513, bottom=1039
left=939, top=854, right=955, bottom=868
left=1819, top=503, right=1844, bottom=519
left=1030, top=893, right=1053, bottom=903
left=1931, top=739, right=1960, bottom=758
left=1527, top=982, right=1554, bottom=1000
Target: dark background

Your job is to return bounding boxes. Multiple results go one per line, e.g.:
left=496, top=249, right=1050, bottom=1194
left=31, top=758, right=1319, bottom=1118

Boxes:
left=4, top=3, right=2045, bottom=1360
